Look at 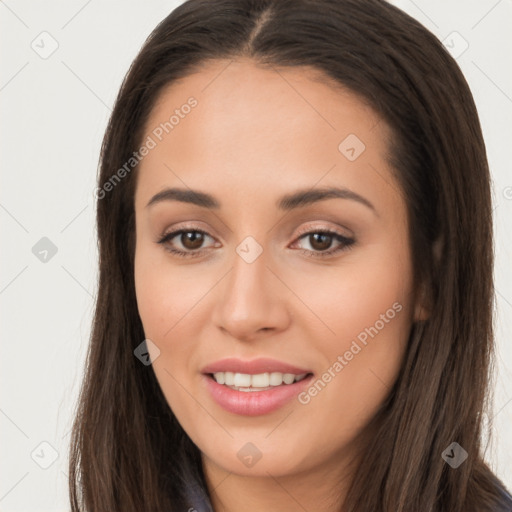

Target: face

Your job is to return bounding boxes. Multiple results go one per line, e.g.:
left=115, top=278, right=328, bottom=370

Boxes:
left=133, top=58, right=424, bottom=481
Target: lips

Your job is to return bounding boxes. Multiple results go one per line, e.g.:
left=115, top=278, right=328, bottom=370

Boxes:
left=201, top=357, right=314, bottom=416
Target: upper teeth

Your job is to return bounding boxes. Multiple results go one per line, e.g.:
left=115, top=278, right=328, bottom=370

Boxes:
left=213, top=372, right=307, bottom=388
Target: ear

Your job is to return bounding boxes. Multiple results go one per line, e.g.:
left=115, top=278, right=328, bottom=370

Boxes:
left=413, top=236, right=442, bottom=322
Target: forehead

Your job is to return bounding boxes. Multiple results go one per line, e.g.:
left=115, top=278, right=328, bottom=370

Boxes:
left=134, top=58, right=399, bottom=213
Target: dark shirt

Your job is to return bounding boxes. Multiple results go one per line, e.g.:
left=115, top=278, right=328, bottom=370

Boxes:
left=183, top=473, right=214, bottom=512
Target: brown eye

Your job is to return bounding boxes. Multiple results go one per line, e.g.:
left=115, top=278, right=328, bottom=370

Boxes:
left=308, top=232, right=334, bottom=251
left=179, top=231, right=205, bottom=250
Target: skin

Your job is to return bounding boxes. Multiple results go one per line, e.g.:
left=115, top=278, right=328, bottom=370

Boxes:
left=133, top=58, right=427, bottom=512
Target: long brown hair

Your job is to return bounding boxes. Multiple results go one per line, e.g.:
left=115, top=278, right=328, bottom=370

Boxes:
left=68, top=0, right=512, bottom=510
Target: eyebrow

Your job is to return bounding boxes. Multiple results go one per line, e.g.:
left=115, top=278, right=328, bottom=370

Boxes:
left=146, top=186, right=377, bottom=214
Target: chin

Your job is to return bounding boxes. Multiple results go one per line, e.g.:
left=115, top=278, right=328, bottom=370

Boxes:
left=201, top=439, right=311, bottom=478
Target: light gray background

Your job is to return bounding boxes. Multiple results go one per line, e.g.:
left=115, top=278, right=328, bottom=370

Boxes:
left=1, top=0, right=511, bottom=510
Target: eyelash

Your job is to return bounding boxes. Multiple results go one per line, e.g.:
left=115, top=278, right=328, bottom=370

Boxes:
left=156, top=225, right=355, bottom=259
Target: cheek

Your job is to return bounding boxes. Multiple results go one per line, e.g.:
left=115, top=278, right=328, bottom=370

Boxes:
left=134, top=243, right=204, bottom=339
left=134, top=244, right=218, bottom=407
left=297, top=249, right=412, bottom=424
left=289, top=239, right=412, bottom=347
left=134, top=248, right=205, bottom=421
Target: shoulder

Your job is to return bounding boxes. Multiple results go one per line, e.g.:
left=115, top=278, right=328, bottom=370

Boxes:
left=469, top=465, right=512, bottom=512
left=487, top=469, right=512, bottom=512
left=494, top=480, right=512, bottom=511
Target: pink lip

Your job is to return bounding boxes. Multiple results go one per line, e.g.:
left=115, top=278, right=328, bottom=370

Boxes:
left=202, top=373, right=314, bottom=416
left=201, top=357, right=311, bottom=375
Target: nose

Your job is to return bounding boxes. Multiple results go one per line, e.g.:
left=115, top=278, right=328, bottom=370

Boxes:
left=211, top=243, right=290, bottom=342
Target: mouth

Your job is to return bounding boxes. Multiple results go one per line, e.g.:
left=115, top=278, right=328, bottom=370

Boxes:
left=206, top=371, right=312, bottom=392
left=200, top=358, right=315, bottom=415
left=202, top=369, right=315, bottom=416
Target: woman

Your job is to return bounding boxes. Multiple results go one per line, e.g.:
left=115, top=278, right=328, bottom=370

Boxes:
left=69, top=0, right=512, bottom=510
